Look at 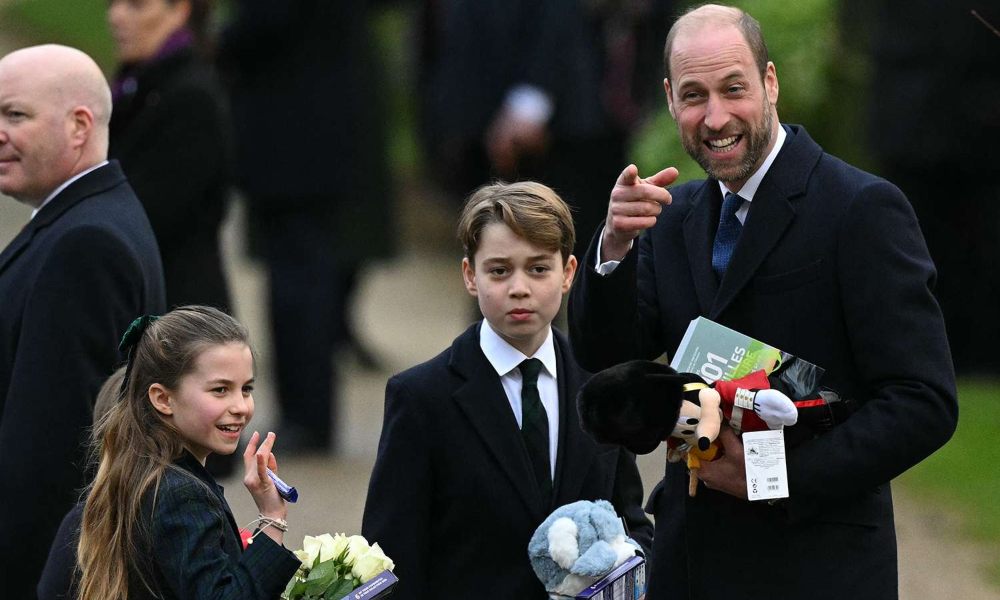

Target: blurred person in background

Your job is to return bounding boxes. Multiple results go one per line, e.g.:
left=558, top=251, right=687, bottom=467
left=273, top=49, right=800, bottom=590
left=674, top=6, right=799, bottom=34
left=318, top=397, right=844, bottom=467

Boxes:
left=418, top=0, right=672, bottom=258
left=107, top=0, right=233, bottom=317
left=219, top=0, right=396, bottom=453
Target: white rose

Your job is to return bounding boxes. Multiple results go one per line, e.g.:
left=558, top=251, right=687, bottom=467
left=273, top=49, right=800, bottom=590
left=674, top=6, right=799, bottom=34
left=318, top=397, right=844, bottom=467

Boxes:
left=344, top=535, right=371, bottom=566
left=351, top=542, right=395, bottom=583
left=300, top=533, right=348, bottom=567
left=327, top=533, right=350, bottom=561
left=293, top=549, right=313, bottom=569
left=299, top=535, right=323, bottom=567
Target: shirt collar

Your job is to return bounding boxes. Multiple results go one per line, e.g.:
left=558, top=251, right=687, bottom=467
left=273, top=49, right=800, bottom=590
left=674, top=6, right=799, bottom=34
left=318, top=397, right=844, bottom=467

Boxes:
left=717, top=124, right=786, bottom=201
left=30, top=161, right=109, bottom=220
left=479, top=320, right=558, bottom=379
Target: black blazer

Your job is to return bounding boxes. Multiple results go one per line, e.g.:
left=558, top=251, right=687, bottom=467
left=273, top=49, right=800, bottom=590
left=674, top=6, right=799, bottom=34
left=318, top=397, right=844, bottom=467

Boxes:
left=569, top=125, right=958, bottom=600
left=135, top=453, right=300, bottom=599
left=362, top=322, right=652, bottom=600
left=0, top=162, right=166, bottom=599
left=110, top=47, right=233, bottom=312
left=37, top=454, right=301, bottom=600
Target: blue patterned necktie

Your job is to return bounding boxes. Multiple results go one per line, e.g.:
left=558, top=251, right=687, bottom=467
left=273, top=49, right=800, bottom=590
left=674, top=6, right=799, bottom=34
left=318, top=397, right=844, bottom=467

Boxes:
left=519, top=358, right=552, bottom=506
left=712, top=191, right=744, bottom=278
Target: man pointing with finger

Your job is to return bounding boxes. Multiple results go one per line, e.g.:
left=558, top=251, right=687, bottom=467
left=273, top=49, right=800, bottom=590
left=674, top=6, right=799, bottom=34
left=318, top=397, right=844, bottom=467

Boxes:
left=568, top=5, right=957, bottom=600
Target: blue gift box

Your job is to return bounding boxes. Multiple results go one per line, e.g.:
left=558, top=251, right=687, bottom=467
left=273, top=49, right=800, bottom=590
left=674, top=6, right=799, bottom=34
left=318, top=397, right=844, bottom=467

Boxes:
left=342, top=570, right=398, bottom=600
left=574, top=555, right=645, bottom=600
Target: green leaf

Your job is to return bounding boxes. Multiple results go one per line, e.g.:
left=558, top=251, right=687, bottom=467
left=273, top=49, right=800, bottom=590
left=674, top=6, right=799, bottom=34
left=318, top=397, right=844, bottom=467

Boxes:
left=283, top=578, right=310, bottom=600
left=322, top=577, right=360, bottom=600
left=304, top=561, right=342, bottom=595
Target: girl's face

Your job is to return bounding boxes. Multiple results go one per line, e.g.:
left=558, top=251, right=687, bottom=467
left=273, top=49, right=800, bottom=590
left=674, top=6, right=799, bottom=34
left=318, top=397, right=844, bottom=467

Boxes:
left=150, top=342, right=255, bottom=464
left=108, top=0, right=190, bottom=64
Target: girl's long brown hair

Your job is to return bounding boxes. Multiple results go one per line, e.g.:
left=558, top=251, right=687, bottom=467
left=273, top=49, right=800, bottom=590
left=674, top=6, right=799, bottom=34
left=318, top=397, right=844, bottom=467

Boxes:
left=77, top=306, right=251, bottom=600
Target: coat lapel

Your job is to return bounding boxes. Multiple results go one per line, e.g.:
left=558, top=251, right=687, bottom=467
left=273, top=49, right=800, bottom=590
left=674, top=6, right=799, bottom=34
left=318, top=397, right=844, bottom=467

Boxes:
left=0, top=162, right=125, bottom=277
left=683, top=181, right=721, bottom=314
left=449, top=324, right=545, bottom=519
left=551, top=332, right=596, bottom=507
left=0, top=224, right=34, bottom=277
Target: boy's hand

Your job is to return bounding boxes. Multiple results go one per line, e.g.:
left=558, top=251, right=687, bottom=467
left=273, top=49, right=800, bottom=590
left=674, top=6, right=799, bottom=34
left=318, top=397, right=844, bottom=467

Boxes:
left=601, top=164, right=678, bottom=262
left=243, top=431, right=287, bottom=519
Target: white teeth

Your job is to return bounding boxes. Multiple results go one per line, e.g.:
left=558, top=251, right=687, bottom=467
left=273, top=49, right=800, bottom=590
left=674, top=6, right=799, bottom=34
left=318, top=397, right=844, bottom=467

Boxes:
left=218, top=425, right=239, bottom=432
left=708, top=136, right=738, bottom=149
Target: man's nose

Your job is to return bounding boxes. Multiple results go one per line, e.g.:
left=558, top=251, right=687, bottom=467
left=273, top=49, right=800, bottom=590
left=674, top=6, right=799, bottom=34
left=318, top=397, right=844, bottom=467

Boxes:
left=702, top=95, right=730, bottom=132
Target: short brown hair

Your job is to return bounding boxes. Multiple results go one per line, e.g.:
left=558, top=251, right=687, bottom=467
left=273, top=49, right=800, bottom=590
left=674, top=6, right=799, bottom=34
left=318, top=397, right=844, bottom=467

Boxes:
left=457, top=181, right=575, bottom=265
left=663, top=4, right=769, bottom=81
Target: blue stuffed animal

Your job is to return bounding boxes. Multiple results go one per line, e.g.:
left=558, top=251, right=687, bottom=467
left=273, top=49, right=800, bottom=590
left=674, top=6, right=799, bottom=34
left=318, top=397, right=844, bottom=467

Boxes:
left=528, top=499, right=642, bottom=598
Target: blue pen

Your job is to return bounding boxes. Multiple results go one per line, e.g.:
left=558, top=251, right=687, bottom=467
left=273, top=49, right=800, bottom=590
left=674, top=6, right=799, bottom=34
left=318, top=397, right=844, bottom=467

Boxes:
left=267, top=468, right=299, bottom=503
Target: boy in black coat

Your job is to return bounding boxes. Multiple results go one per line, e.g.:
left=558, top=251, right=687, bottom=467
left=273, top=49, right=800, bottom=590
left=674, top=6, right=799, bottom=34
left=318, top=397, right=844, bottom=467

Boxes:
left=362, top=181, right=652, bottom=599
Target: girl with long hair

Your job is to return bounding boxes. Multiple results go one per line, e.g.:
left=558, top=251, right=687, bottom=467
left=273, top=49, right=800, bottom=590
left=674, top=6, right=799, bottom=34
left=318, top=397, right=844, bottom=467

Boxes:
left=75, top=306, right=300, bottom=599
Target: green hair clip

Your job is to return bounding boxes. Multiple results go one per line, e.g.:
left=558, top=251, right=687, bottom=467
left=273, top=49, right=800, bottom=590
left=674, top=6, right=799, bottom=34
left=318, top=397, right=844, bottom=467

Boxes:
left=118, top=314, right=160, bottom=353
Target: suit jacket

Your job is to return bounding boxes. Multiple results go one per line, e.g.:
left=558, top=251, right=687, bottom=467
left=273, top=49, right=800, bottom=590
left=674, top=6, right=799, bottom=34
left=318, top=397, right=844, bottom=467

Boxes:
left=362, top=322, right=652, bottom=600
left=110, top=47, right=233, bottom=312
left=0, top=161, right=166, bottom=599
left=568, top=125, right=958, bottom=600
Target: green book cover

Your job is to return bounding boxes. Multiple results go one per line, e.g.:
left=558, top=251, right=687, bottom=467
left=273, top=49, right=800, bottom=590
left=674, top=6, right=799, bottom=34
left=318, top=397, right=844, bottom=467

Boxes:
left=669, top=317, right=810, bottom=383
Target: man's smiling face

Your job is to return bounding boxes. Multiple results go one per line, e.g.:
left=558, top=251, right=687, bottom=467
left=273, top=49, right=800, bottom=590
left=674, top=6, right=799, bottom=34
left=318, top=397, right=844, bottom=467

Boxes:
left=665, top=22, right=779, bottom=190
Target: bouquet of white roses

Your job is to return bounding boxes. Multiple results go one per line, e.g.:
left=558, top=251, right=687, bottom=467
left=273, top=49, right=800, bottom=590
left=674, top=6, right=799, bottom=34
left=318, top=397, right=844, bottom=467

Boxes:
left=283, top=533, right=396, bottom=600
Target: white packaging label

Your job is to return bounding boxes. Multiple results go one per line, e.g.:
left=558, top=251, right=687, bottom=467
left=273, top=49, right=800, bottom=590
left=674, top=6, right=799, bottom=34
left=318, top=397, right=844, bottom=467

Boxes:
left=743, top=429, right=789, bottom=501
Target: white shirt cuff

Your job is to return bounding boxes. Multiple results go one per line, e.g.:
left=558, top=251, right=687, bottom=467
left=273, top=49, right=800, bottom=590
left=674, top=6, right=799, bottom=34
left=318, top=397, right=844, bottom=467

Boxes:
left=594, top=227, right=632, bottom=275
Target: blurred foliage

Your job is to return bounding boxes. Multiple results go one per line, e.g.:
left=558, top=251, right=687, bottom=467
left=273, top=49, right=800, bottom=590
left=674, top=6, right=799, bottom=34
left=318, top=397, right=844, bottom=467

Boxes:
left=2, top=0, right=117, bottom=70
left=897, top=379, right=1000, bottom=586
left=373, top=6, right=422, bottom=178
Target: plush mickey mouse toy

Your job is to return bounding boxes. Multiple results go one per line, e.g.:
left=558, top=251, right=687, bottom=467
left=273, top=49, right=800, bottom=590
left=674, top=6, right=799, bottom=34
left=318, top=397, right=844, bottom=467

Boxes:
left=577, top=360, right=852, bottom=496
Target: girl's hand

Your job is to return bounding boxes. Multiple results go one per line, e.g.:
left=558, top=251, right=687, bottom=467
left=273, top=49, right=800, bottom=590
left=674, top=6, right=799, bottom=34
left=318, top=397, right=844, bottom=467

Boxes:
left=243, top=431, right=287, bottom=520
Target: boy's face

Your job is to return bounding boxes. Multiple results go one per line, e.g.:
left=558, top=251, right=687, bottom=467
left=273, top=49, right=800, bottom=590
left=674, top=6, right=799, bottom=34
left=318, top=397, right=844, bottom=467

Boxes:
left=463, top=222, right=577, bottom=357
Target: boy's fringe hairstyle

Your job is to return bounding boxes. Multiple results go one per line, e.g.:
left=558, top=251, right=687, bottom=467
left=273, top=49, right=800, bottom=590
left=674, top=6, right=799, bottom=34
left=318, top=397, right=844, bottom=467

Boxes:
left=77, top=306, right=251, bottom=600
left=457, top=180, right=576, bottom=264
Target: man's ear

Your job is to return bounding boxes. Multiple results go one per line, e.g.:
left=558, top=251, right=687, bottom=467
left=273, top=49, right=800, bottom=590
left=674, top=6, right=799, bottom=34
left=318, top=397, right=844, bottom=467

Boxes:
left=461, top=257, right=478, bottom=297
left=663, top=78, right=676, bottom=120
left=148, top=383, right=173, bottom=416
left=764, top=61, right=779, bottom=108
left=561, top=255, right=578, bottom=293
left=66, top=106, right=94, bottom=149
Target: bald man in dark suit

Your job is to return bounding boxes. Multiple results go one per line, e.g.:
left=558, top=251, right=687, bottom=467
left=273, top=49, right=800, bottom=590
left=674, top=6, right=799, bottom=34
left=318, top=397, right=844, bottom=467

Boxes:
left=0, top=44, right=165, bottom=598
